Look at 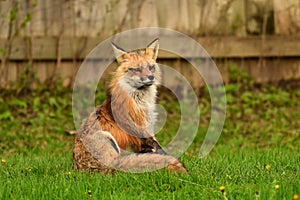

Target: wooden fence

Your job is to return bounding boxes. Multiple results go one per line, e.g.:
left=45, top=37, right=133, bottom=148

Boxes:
left=0, top=0, right=300, bottom=88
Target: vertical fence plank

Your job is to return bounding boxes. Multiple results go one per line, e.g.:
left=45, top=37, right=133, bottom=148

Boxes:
left=138, top=0, right=158, bottom=27
left=186, top=0, right=202, bottom=35
left=0, top=1, right=12, bottom=38
left=29, top=0, right=46, bottom=36
left=274, top=0, right=300, bottom=35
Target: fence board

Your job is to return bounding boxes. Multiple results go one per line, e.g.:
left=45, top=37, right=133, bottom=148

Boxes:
left=3, top=0, right=299, bottom=38
left=1, top=36, right=299, bottom=61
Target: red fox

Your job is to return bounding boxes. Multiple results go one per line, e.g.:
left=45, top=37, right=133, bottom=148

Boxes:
left=72, top=39, right=186, bottom=174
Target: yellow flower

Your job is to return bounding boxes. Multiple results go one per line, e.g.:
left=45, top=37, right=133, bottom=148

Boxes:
left=1, top=159, right=6, bottom=164
left=265, top=164, right=271, bottom=171
left=87, top=189, right=92, bottom=195
left=293, top=194, right=299, bottom=200
left=275, top=184, right=279, bottom=190
left=219, top=186, right=225, bottom=193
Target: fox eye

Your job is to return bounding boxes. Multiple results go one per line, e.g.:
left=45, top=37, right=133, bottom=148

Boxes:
left=128, top=67, right=142, bottom=73
left=149, top=65, right=155, bottom=71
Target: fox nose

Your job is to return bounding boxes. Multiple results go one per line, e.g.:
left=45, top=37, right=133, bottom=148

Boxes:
left=148, top=75, right=155, bottom=81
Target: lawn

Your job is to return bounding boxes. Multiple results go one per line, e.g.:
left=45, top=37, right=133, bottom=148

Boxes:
left=0, top=68, right=299, bottom=200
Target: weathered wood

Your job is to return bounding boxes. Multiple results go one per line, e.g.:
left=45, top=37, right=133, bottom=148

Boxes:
left=3, top=0, right=299, bottom=38
left=1, top=36, right=300, bottom=61
left=273, top=0, right=300, bottom=35
left=0, top=0, right=13, bottom=38
left=0, top=0, right=300, bottom=88
left=3, top=57, right=300, bottom=89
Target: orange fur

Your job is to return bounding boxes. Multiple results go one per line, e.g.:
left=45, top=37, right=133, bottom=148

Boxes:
left=73, top=39, right=187, bottom=173
left=128, top=99, right=145, bottom=127
left=110, top=51, right=155, bottom=91
left=104, top=50, right=156, bottom=150
left=96, top=100, right=143, bottom=151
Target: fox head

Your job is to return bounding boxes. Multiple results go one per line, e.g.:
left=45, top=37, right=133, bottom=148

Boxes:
left=111, top=39, right=161, bottom=91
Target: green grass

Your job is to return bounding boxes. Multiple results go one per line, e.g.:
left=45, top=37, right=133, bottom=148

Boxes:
left=1, top=150, right=299, bottom=199
left=0, top=67, right=300, bottom=199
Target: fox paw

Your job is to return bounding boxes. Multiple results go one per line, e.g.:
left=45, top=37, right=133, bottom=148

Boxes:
left=167, top=161, right=187, bottom=174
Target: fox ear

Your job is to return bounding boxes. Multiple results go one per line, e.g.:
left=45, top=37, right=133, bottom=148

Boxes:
left=146, top=38, right=159, bottom=60
left=111, top=42, right=127, bottom=63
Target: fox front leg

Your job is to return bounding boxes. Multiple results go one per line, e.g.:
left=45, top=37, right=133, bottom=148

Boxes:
left=139, top=137, right=166, bottom=154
